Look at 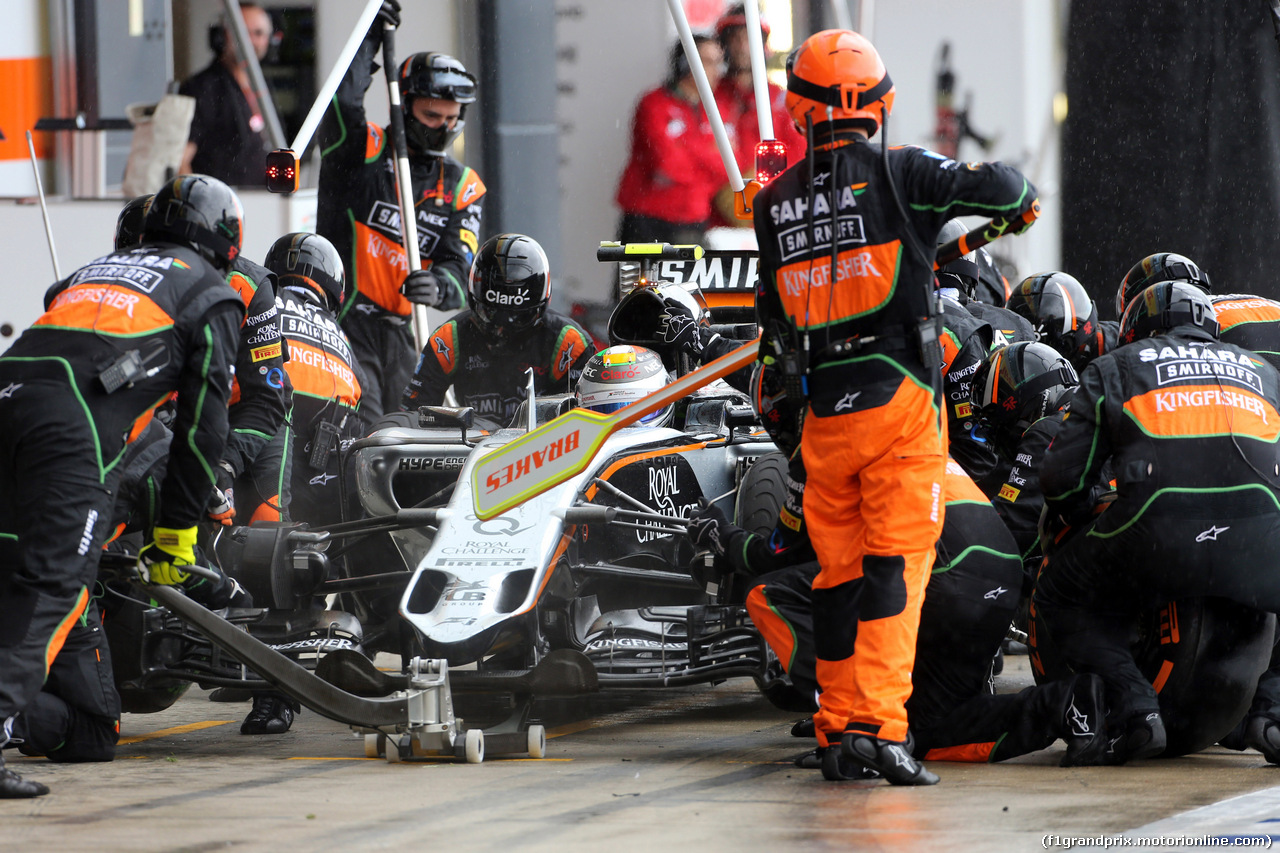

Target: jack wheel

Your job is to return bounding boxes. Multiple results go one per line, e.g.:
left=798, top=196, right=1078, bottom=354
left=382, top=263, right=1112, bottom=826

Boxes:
left=527, top=724, right=547, bottom=759
left=364, top=733, right=385, bottom=759
left=465, top=728, right=485, bottom=764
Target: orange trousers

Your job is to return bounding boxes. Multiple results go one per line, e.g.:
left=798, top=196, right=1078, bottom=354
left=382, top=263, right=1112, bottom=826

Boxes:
left=802, top=378, right=945, bottom=747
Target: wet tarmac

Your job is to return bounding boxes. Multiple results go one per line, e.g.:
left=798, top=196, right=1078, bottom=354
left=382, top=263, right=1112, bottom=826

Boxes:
left=5, top=657, right=1280, bottom=852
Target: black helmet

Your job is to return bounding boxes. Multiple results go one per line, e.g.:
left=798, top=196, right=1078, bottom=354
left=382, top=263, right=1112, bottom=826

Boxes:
left=970, top=341, right=1078, bottom=457
left=142, top=175, right=243, bottom=272
left=607, top=282, right=712, bottom=373
left=1119, top=281, right=1219, bottom=345
left=115, top=194, right=154, bottom=251
left=398, top=52, right=477, bottom=157
left=264, top=232, right=345, bottom=312
left=1116, top=253, right=1211, bottom=319
left=935, top=219, right=980, bottom=296
left=1007, top=272, right=1099, bottom=368
left=751, top=359, right=803, bottom=458
left=468, top=233, right=551, bottom=336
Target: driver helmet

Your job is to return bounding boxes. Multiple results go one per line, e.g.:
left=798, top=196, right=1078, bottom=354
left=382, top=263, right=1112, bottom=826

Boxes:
left=576, top=345, right=673, bottom=427
left=607, top=282, right=712, bottom=373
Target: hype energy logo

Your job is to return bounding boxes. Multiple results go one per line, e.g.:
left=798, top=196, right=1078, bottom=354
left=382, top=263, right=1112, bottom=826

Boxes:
left=471, top=408, right=614, bottom=519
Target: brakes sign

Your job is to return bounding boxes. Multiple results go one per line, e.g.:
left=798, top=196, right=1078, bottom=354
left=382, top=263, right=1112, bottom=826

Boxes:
left=471, top=408, right=613, bottom=519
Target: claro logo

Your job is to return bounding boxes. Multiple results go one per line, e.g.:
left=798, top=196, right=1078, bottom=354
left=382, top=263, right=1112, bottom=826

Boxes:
left=486, top=288, right=529, bottom=306
left=484, top=430, right=580, bottom=493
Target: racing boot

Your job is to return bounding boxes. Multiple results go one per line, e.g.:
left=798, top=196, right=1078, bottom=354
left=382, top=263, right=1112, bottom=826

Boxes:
left=1058, top=673, right=1108, bottom=767
left=841, top=733, right=939, bottom=786
left=1245, top=716, right=1280, bottom=765
left=240, top=693, right=299, bottom=735
left=1104, top=711, right=1166, bottom=765
left=814, top=745, right=881, bottom=780
left=0, top=755, right=48, bottom=799
left=0, top=719, right=48, bottom=798
left=790, top=718, right=815, bottom=739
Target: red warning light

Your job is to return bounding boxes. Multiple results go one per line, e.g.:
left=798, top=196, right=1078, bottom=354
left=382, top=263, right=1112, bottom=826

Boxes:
left=265, top=149, right=300, bottom=194
left=755, top=140, right=788, bottom=185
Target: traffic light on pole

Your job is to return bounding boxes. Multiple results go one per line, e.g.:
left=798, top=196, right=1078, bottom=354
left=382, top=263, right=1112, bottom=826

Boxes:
left=265, top=149, right=299, bottom=193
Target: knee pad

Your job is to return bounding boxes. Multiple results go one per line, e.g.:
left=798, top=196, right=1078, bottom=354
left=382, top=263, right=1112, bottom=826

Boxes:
left=861, top=555, right=908, bottom=621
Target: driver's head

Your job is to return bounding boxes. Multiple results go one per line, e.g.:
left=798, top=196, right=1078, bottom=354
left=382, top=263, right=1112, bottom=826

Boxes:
left=576, top=346, right=673, bottom=427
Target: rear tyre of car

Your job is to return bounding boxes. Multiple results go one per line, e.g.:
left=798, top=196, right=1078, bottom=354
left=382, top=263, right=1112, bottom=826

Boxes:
left=1030, top=596, right=1273, bottom=757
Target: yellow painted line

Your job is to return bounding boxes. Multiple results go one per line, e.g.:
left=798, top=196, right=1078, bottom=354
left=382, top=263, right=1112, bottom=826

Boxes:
left=118, top=721, right=234, bottom=744
left=548, top=721, right=595, bottom=739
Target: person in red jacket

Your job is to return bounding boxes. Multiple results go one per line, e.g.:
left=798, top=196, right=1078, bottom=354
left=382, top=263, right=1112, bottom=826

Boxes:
left=615, top=35, right=729, bottom=246
left=713, top=5, right=805, bottom=179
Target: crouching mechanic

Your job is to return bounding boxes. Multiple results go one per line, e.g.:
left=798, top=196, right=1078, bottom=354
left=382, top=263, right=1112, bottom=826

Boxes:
left=319, top=1, right=486, bottom=419
left=1034, top=282, right=1280, bottom=764
left=402, top=234, right=593, bottom=424
left=753, top=28, right=1038, bottom=784
left=0, top=175, right=245, bottom=797
left=687, top=365, right=1106, bottom=780
left=1116, top=253, right=1280, bottom=762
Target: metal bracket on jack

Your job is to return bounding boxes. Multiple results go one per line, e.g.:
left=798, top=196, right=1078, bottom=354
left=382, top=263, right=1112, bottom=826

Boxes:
left=354, top=657, right=550, bottom=764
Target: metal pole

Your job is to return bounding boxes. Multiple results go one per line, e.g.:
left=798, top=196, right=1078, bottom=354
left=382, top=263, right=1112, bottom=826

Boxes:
left=26, top=131, right=61, bottom=280
left=291, top=0, right=385, bottom=155
left=380, top=24, right=429, bottom=350
left=664, top=0, right=744, bottom=194
left=221, top=0, right=286, bottom=151
left=743, top=1, right=774, bottom=141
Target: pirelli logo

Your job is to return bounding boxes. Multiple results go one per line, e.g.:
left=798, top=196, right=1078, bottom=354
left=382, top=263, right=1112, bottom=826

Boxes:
left=955, top=401, right=972, bottom=418
left=780, top=508, right=802, bottom=531
left=251, top=342, right=283, bottom=362
left=998, top=484, right=1020, bottom=502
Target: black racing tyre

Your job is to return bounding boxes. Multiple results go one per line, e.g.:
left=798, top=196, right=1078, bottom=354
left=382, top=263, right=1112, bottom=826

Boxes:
left=1030, top=596, right=1274, bottom=757
left=102, top=592, right=192, bottom=714
left=736, top=451, right=789, bottom=536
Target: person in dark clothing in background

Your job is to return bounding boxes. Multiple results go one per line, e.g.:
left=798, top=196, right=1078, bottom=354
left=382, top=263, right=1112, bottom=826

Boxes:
left=179, top=3, right=276, bottom=187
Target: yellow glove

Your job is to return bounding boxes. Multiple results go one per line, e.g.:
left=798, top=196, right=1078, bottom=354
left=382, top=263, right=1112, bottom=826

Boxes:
left=139, top=525, right=199, bottom=585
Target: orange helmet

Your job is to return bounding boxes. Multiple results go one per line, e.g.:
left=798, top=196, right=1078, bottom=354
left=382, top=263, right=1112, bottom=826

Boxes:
left=785, top=29, right=894, bottom=136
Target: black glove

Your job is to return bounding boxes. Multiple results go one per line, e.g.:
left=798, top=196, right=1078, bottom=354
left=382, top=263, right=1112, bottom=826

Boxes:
left=376, top=0, right=402, bottom=28
left=206, top=461, right=236, bottom=527
left=657, top=299, right=720, bottom=360
left=687, top=500, right=733, bottom=558
left=402, top=269, right=443, bottom=307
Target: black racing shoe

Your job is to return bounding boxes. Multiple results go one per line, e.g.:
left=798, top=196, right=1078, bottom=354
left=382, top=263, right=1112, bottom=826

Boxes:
left=790, top=718, right=816, bottom=739
left=1245, top=716, right=1280, bottom=765
left=1059, top=674, right=1108, bottom=767
left=240, top=693, right=299, bottom=735
left=0, top=756, right=49, bottom=799
left=841, top=733, right=939, bottom=786
left=1104, top=711, right=1166, bottom=765
left=817, top=745, right=881, bottom=781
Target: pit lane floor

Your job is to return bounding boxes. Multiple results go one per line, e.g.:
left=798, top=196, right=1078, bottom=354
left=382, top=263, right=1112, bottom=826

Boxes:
left=5, top=656, right=1280, bottom=853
